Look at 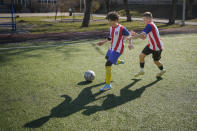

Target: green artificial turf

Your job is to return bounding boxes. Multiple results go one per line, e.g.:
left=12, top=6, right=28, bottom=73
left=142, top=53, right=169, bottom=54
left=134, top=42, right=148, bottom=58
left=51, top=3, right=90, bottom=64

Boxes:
left=0, top=34, right=197, bottom=130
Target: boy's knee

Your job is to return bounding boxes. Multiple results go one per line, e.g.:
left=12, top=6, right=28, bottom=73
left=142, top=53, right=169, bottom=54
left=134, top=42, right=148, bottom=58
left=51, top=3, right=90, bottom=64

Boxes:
left=105, top=61, right=112, bottom=66
left=139, top=53, right=145, bottom=59
left=154, top=61, right=158, bottom=64
left=105, top=56, right=109, bottom=60
left=154, top=61, right=162, bottom=66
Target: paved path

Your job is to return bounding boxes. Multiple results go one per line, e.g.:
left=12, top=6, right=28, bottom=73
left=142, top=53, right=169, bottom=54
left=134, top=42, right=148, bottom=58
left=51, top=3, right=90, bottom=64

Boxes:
left=0, top=12, right=69, bottom=17
left=94, top=14, right=197, bottom=26
left=0, top=12, right=196, bottom=26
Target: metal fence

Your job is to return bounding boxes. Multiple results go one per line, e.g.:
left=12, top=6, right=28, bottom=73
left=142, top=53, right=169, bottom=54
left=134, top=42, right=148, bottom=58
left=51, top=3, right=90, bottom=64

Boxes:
left=0, top=4, right=16, bottom=31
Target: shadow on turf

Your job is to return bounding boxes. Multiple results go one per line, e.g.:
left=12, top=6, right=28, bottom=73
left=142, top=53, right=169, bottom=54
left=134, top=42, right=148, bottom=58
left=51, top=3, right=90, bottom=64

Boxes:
left=0, top=42, right=80, bottom=63
left=77, top=80, right=114, bottom=86
left=23, top=78, right=162, bottom=128
left=82, top=78, right=162, bottom=116
left=77, top=80, right=92, bottom=85
left=23, top=82, right=106, bottom=128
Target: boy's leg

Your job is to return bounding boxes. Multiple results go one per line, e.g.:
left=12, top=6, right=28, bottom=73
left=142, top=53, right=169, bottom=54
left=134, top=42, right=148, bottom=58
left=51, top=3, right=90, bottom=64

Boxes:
left=105, top=61, right=112, bottom=85
left=106, top=49, right=123, bottom=65
left=105, top=49, right=111, bottom=60
left=154, top=61, right=166, bottom=77
left=100, top=51, right=121, bottom=91
left=139, top=53, right=146, bottom=71
left=153, top=50, right=166, bottom=77
left=100, top=61, right=112, bottom=91
left=135, top=45, right=152, bottom=77
left=116, top=59, right=124, bottom=65
left=100, top=49, right=112, bottom=91
left=154, top=61, right=163, bottom=68
left=104, top=49, right=113, bottom=85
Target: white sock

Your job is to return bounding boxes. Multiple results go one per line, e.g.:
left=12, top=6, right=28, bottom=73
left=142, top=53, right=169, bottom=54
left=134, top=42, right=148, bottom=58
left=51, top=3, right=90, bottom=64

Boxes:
left=140, top=68, right=144, bottom=72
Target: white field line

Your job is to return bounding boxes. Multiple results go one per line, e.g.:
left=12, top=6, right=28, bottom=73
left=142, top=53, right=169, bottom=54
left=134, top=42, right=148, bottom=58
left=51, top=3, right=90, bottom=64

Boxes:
left=0, top=35, right=196, bottom=51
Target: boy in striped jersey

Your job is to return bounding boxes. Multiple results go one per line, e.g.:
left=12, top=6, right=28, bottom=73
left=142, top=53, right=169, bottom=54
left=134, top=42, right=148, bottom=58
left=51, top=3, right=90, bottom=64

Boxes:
left=130, top=12, right=166, bottom=78
left=97, top=12, right=133, bottom=91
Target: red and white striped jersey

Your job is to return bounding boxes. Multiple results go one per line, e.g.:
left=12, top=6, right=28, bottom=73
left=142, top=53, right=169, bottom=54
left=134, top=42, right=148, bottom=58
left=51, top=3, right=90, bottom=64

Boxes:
left=143, top=22, right=164, bottom=51
left=109, top=24, right=130, bottom=54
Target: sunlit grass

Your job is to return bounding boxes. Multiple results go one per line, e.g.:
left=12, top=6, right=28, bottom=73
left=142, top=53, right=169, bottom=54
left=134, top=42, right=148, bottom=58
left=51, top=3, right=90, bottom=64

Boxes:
left=0, top=34, right=197, bottom=130
left=14, top=16, right=196, bottom=34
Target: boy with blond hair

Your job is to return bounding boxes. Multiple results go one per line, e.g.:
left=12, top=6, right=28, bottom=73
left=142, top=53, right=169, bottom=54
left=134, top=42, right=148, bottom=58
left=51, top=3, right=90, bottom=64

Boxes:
left=129, top=12, right=166, bottom=78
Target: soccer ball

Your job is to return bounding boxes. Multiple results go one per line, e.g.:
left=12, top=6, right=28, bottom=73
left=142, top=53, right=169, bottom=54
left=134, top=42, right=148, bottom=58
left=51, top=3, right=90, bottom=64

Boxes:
left=84, top=70, right=95, bottom=82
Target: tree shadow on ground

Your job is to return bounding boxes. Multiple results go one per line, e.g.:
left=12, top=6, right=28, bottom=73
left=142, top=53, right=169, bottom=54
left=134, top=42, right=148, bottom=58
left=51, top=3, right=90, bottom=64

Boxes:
left=91, top=43, right=105, bottom=55
left=0, top=48, right=45, bottom=63
left=23, top=82, right=105, bottom=128
left=0, top=38, right=103, bottom=63
left=82, top=78, right=162, bottom=115
left=0, top=40, right=82, bottom=63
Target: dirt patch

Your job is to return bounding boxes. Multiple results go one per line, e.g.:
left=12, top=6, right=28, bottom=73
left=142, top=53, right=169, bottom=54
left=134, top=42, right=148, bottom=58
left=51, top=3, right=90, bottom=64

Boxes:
left=0, top=31, right=106, bottom=44
left=0, top=27, right=197, bottom=44
left=159, top=27, right=197, bottom=35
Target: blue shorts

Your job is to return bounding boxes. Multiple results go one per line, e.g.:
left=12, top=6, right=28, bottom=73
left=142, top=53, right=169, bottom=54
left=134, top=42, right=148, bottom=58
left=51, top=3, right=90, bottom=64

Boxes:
left=106, top=49, right=121, bottom=64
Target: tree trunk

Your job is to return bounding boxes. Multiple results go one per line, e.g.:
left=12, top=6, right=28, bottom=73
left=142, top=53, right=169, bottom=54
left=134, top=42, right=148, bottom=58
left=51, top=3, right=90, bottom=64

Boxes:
left=104, top=0, right=111, bottom=13
left=55, top=6, right=58, bottom=21
left=123, top=0, right=131, bottom=22
left=81, top=0, right=92, bottom=27
left=186, top=0, right=194, bottom=19
left=168, top=0, right=178, bottom=24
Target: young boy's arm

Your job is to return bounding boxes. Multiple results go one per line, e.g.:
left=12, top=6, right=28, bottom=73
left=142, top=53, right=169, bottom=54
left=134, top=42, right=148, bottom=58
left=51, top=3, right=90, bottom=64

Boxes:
left=130, top=31, right=146, bottom=40
left=97, top=33, right=111, bottom=46
left=129, top=24, right=152, bottom=40
left=128, top=38, right=134, bottom=50
left=96, top=39, right=109, bottom=46
left=122, top=27, right=134, bottom=50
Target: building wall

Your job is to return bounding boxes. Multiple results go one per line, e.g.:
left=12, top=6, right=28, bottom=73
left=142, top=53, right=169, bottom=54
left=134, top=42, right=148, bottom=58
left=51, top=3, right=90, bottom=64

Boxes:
left=1, top=0, right=56, bottom=6
left=116, top=0, right=197, bottom=5
left=2, top=0, right=57, bottom=12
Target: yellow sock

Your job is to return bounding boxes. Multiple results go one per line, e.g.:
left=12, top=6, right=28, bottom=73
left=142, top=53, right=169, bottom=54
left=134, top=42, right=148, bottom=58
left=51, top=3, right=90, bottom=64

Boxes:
left=116, top=59, right=121, bottom=64
left=105, top=66, right=112, bottom=84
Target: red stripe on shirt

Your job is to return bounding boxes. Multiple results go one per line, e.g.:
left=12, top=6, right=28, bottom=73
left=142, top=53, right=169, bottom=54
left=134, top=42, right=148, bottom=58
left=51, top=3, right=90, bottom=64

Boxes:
left=114, top=26, right=123, bottom=51
left=150, top=24, right=162, bottom=50
left=111, top=27, right=115, bottom=50
left=120, top=37, right=124, bottom=54
left=149, top=34, right=156, bottom=51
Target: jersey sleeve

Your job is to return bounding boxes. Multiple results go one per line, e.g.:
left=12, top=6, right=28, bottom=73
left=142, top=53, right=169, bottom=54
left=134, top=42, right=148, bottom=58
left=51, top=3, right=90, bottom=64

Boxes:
left=122, top=27, right=130, bottom=36
left=105, top=29, right=111, bottom=41
left=107, top=33, right=111, bottom=41
left=142, top=24, right=152, bottom=34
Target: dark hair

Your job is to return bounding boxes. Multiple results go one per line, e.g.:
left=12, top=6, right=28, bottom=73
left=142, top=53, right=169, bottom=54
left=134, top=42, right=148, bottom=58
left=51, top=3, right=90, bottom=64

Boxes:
left=143, top=12, right=153, bottom=18
left=107, top=12, right=119, bottom=21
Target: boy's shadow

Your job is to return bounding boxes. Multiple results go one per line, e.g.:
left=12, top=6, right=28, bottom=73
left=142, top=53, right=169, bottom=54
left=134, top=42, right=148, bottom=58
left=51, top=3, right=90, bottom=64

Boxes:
left=24, top=78, right=162, bottom=128
left=82, top=78, right=162, bottom=115
left=24, top=82, right=106, bottom=128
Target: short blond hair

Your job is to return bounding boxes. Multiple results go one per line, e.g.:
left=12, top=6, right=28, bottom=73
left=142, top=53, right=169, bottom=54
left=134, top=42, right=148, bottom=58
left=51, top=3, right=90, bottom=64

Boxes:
left=143, top=12, right=153, bottom=18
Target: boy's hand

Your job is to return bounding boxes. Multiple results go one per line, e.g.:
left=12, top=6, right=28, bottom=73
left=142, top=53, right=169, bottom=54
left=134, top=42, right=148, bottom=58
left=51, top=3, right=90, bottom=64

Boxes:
left=128, top=40, right=134, bottom=50
left=130, top=30, right=136, bottom=36
left=96, top=41, right=105, bottom=46
left=128, top=44, right=134, bottom=50
left=97, top=39, right=108, bottom=46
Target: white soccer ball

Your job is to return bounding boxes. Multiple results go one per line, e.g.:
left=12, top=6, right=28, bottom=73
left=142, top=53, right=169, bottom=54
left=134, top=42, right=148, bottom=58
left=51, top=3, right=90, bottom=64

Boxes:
left=84, top=70, right=95, bottom=81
